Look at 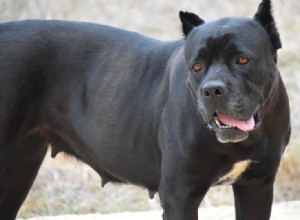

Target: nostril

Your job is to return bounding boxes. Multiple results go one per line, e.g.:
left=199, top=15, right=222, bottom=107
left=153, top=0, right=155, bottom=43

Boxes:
left=204, top=91, right=210, bottom=96
left=201, top=81, right=227, bottom=98
left=215, top=88, right=223, bottom=96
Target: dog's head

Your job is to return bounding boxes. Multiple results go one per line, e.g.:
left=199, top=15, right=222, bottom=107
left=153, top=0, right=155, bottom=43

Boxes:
left=180, top=0, right=281, bottom=143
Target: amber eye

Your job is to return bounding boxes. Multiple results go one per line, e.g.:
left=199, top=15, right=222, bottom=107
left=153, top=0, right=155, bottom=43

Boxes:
left=193, top=63, right=202, bottom=72
left=237, top=56, right=250, bottom=65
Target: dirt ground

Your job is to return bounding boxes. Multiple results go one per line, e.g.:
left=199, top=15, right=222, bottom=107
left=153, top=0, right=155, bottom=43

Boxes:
left=18, top=201, right=300, bottom=220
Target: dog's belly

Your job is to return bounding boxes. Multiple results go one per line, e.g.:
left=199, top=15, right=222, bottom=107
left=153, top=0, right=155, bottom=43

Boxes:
left=216, top=160, right=251, bottom=185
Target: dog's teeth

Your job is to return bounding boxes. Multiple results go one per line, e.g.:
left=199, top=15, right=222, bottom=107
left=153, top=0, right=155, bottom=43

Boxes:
left=215, top=120, right=221, bottom=127
left=214, top=118, right=236, bottom=129
left=218, top=124, right=235, bottom=129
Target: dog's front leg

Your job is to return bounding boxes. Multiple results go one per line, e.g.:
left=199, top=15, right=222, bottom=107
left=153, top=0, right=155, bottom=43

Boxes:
left=159, top=155, right=210, bottom=220
left=159, top=187, right=198, bottom=220
left=233, top=179, right=274, bottom=220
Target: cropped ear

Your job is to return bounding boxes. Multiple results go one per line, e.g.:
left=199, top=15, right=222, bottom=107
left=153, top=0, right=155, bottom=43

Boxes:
left=254, top=0, right=282, bottom=52
left=179, top=11, right=205, bottom=36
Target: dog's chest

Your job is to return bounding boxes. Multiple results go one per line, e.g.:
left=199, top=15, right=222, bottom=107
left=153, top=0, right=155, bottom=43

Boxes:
left=215, top=160, right=251, bottom=185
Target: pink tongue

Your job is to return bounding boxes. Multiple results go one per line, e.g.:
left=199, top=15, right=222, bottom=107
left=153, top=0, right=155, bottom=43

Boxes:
left=218, top=112, right=255, bottom=131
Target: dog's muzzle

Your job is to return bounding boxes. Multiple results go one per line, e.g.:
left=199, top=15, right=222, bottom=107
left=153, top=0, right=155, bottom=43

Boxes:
left=207, top=111, right=261, bottom=143
left=199, top=80, right=261, bottom=143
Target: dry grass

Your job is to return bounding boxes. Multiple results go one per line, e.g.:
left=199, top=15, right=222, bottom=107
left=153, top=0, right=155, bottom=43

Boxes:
left=0, top=0, right=299, bottom=218
left=17, top=147, right=300, bottom=218
left=18, top=152, right=161, bottom=217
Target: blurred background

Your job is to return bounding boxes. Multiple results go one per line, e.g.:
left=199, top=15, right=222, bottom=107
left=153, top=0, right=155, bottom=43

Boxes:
left=0, top=0, right=299, bottom=218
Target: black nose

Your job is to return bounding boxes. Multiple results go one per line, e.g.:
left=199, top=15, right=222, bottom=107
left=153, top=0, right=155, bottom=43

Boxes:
left=201, top=81, right=226, bottom=98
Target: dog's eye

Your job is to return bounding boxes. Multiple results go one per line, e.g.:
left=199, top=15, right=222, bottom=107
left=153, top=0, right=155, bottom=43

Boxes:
left=193, top=63, right=203, bottom=72
left=237, top=56, right=250, bottom=65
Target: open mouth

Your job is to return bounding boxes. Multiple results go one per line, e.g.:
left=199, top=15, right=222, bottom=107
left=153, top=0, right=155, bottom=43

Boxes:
left=208, top=111, right=261, bottom=132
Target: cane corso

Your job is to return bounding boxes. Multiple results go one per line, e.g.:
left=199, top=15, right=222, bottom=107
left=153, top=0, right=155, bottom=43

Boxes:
left=0, top=0, right=290, bottom=219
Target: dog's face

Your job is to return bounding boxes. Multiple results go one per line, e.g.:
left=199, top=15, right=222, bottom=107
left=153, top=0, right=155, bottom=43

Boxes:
left=180, top=0, right=281, bottom=143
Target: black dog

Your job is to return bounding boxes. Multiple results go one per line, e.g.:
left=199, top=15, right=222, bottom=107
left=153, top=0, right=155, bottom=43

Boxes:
left=0, top=0, right=290, bottom=219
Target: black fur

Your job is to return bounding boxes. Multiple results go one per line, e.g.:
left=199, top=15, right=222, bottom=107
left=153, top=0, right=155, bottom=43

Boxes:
left=179, top=11, right=205, bottom=36
left=0, top=1, right=290, bottom=220
left=254, top=0, right=282, bottom=51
